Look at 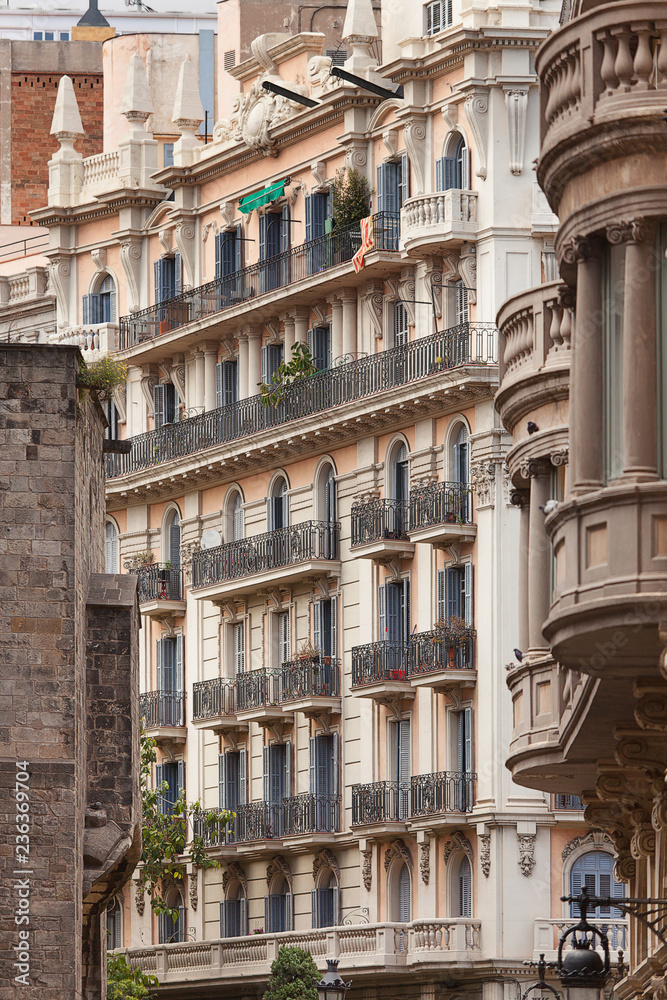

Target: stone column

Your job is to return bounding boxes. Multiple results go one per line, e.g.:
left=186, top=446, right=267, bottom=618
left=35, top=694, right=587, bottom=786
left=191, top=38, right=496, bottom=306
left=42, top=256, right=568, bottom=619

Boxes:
left=330, top=298, right=343, bottom=362
left=293, top=307, right=309, bottom=348
left=237, top=335, right=249, bottom=398
left=525, top=461, right=551, bottom=651
left=203, top=342, right=218, bottom=412
left=193, top=350, right=205, bottom=411
left=246, top=327, right=262, bottom=397
left=512, top=488, right=530, bottom=655
left=282, top=315, right=295, bottom=357
left=565, top=236, right=603, bottom=494
left=341, top=290, right=357, bottom=359
left=616, top=219, right=658, bottom=480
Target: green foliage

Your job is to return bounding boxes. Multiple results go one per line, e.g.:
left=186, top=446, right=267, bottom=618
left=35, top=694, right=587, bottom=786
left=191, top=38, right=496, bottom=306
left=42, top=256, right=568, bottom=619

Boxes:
left=258, top=342, right=319, bottom=408
left=107, top=953, right=158, bottom=1000
left=331, top=166, right=371, bottom=231
left=262, top=946, right=320, bottom=1000
left=124, top=551, right=155, bottom=571
left=77, top=355, right=128, bottom=401
left=138, top=731, right=231, bottom=919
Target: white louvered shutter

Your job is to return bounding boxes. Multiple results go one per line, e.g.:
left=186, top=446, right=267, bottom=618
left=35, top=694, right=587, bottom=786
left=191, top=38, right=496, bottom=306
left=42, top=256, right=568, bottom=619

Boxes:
left=239, top=746, right=247, bottom=805
left=331, top=596, right=337, bottom=660
left=279, top=611, right=290, bottom=666
left=313, top=601, right=322, bottom=653
left=379, top=584, right=386, bottom=640
left=175, top=634, right=184, bottom=693
left=233, top=494, right=244, bottom=541
left=464, top=562, right=473, bottom=626
left=437, top=569, right=446, bottom=623
left=218, top=753, right=226, bottom=810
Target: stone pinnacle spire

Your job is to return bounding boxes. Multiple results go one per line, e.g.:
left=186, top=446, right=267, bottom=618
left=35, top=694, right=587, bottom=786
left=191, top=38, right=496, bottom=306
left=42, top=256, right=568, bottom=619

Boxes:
left=120, top=53, right=153, bottom=133
left=342, top=0, right=378, bottom=75
left=50, top=75, right=84, bottom=139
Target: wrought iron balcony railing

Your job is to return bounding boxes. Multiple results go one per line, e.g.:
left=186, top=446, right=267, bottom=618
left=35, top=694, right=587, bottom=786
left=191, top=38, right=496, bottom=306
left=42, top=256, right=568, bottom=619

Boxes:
left=351, top=641, right=408, bottom=687
left=280, top=657, right=340, bottom=702
left=352, top=780, right=405, bottom=824
left=192, top=677, right=237, bottom=721
left=136, top=563, right=183, bottom=603
left=235, top=800, right=282, bottom=841
left=409, top=481, right=474, bottom=531
left=193, top=807, right=236, bottom=847
left=351, top=498, right=410, bottom=546
left=407, top=628, right=475, bottom=675
left=140, top=690, right=185, bottom=728
left=410, top=771, right=476, bottom=816
left=106, top=322, right=498, bottom=479
left=235, top=668, right=282, bottom=714
left=192, top=521, right=340, bottom=590
left=282, top=792, right=340, bottom=835
left=119, top=213, right=400, bottom=350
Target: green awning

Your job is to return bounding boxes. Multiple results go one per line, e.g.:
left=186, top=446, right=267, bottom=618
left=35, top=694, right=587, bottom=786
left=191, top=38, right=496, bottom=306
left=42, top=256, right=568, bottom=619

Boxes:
left=239, top=178, right=288, bottom=214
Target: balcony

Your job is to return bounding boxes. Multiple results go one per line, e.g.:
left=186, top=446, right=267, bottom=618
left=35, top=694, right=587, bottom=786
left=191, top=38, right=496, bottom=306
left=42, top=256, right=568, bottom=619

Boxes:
left=408, top=482, right=476, bottom=547
left=407, top=628, right=476, bottom=692
left=350, top=499, right=414, bottom=559
left=106, top=322, right=498, bottom=481
left=209, top=793, right=341, bottom=847
left=533, top=918, right=628, bottom=962
left=139, top=690, right=186, bottom=745
left=118, top=918, right=482, bottom=983
left=192, top=678, right=247, bottom=735
left=351, top=642, right=414, bottom=700
left=400, top=190, right=478, bottom=257
left=118, top=213, right=400, bottom=351
left=409, top=772, right=476, bottom=823
left=281, top=792, right=340, bottom=842
left=191, top=521, right=341, bottom=601
left=279, top=656, right=341, bottom=716
left=352, top=773, right=475, bottom=830
left=136, top=563, right=185, bottom=616
left=235, top=668, right=285, bottom=725
left=553, top=794, right=583, bottom=811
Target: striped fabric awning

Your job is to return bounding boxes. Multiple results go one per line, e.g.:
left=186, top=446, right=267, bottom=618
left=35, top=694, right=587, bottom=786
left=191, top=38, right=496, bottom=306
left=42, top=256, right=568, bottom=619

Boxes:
left=239, top=178, right=289, bottom=214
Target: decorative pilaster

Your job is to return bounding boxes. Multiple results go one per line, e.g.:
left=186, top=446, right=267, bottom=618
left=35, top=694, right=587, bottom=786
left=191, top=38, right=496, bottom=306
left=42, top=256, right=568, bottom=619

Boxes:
left=470, top=461, right=495, bottom=509
left=504, top=89, right=528, bottom=176
left=518, top=834, right=536, bottom=876
left=174, top=220, right=196, bottom=290
left=362, top=848, right=373, bottom=891
left=479, top=834, right=491, bottom=877
left=402, top=114, right=427, bottom=195
left=365, top=281, right=384, bottom=340
left=419, top=840, right=430, bottom=885
left=463, top=90, right=489, bottom=180
left=120, top=239, right=143, bottom=314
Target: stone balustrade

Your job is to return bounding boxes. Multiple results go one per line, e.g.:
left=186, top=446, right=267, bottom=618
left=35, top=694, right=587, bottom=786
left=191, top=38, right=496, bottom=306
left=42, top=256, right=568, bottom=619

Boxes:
left=48, top=323, right=119, bottom=359
left=400, top=190, right=478, bottom=255
left=538, top=4, right=667, bottom=155
left=81, top=150, right=121, bottom=193
left=497, top=280, right=571, bottom=385
left=533, top=918, right=628, bottom=961
left=119, top=919, right=482, bottom=982
left=0, top=266, right=50, bottom=305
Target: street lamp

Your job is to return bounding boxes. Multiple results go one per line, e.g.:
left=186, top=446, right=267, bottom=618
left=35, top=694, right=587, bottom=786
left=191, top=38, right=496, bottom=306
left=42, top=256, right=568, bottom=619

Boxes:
left=314, top=959, right=352, bottom=1000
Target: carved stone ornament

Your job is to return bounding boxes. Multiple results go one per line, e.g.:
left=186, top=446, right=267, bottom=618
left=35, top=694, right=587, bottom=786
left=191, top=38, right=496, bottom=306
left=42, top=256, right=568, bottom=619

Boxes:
left=213, top=79, right=304, bottom=156
left=362, top=849, right=373, bottom=891
left=463, top=91, right=489, bottom=180
left=384, top=838, right=413, bottom=872
left=550, top=449, right=569, bottom=467
left=91, top=246, right=107, bottom=272
left=561, top=829, right=613, bottom=862
left=344, top=144, right=367, bottom=171
left=399, top=270, right=416, bottom=326
left=158, top=229, right=173, bottom=255
left=479, top=833, right=491, bottom=877
left=635, top=683, right=667, bottom=731
left=140, top=368, right=159, bottom=412
left=443, top=831, right=473, bottom=866
left=419, top=840, right=430, bottom=885
left=120, top=239, right=142, bottom=313
left=458, top=245, right=477, bottom=304
left=606, top=218, right=647, bottom=245
left=470, top=461, right=495, bottom=508
left=519, top=457, right=550, bottom=479
left=382, top=128, right=399, bottom=160
left=311, top=160, right=328, bottom=191
left=174, top=221, right=196, bottom=290
left=49, top=255, right=72, bottom=328
left=180, top=541, right=198, bottom=584
left=510, top=488, right=530, bottom=508
left=220, top=201, right=236, bottom=230
left=134, top=878, right=145, bottom=916
left=424, top=265, right=443, bottom=318
left=442, top=101, right=458, bottom=131
left=307, top=55, right=341, bottom=95
left=112, top=383, right=127, bottom=424
left=313, top=849, right=340, bottom=884
left=505, top=89, right=528, bottom=176
left=365, top=282, right=385, bottom=340
left=561, top=235, right=599, bottom=265
left=189, top=867, right=198, bottom=912
left=266, top=855, right=292, bottom=890
left=222, top=861, right=248, bottom=895
left=518, top=833, right=536, bottom=876
left=403, top=116, right=427, bottom=195
left=202, top=221, right=218, bottom=243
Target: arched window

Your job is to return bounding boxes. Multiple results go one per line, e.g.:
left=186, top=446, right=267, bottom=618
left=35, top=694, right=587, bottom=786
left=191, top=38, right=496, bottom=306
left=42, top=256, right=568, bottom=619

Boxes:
left=265, top=875, right=293, bottom=933
left=232, top=493, right=244, bottom=542
left=457, top=855, right=472, bottom=917
left=105, top=520, right=119, bottom=574
left=570, top=852, right=625, bottom=918
left=164, top=509, right=181, bottom=567
left=83, top=273, right=117, bottom=324
left=220, top=883, right=247, bottom=938
left=267, top=476, right=288, bottom=531
left=316, top=462, right=337, bottom=559
left=312, top=871, right=339, bottom=928
left=397, top=863, right=411, bottom=922
left=107, top=896, right=122, bottom=950
left=451, top=424, right=469, bottom=487
left=158, top=887, right=185, bottom=943
left=436, top=135, right=470, bottom=192
left=390, top=442, right=409, bottom=502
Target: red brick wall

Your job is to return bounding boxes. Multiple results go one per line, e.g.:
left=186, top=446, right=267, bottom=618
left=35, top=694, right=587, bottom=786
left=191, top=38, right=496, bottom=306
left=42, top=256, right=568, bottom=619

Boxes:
left=11, top=72, right=103, bottom=224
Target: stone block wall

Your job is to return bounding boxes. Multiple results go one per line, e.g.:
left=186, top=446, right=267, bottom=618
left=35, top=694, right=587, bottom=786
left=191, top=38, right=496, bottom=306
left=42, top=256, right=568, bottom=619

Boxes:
left=0, top=345, right=139, bottom=1000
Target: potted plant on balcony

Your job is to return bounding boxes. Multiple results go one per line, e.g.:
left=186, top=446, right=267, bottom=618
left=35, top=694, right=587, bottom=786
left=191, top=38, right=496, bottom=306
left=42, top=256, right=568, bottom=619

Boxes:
left=76, top=355, right=128, bottom=401
left=124, top=551, right=155, bottom=572
left=331, top=166, right=371, bottom=262
left=432, top=615, right=475, bottom=668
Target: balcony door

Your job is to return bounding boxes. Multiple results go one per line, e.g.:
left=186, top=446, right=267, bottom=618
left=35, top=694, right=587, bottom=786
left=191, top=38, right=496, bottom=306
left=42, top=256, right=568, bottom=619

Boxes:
left=309, top=732, right=339, bottom=830
left=453, top=706, right=473, bottom=810
left=391, top=718, right=411, bottom=820
left=267, top=478, right=288, bottom=532
left=263, top=742, right=291, bottom=835
left=156, top=759, right=184, bottom=816
left=379, top=578, right=410, bottom=642
left=390, top=443, right=409, bottom=535
left=156, top=634, right=183, bottom=726
left=570, top=851, right=625, bottom=918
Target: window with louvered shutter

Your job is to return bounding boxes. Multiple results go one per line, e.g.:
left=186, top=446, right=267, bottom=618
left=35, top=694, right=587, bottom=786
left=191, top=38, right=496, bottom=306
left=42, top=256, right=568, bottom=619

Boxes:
left=570, top=852, right=624, bottom=918
left=464, top=562, right=473, bottom=627
left=232, top=493, right=244, bottom=541
left=278, top=611, right=290, bottom=666
left=377, top=162, right=399, bottom=214
left=107, top=898, right=122, bottom=950
left=218, top=753, right=226, bottom=811
left=394, top=302, right=408, bottom=347
left=105, top=521, right=118, bottom=574
left=397, top=863, right=411, bottom=922
left=398, top=151, right=410, bottom=209
left=456, top=280, right=469, bottom=325
left=446, top=566, right=464, bottom=620
left=378, top=584, right=386, bottom=640
left=437, top=569, right=446, bottom=624
left=457, top=855, right=472, bottom=916
left=169, top=512, right=181, bottom=566
left=233, top=621, right=245, bottom=673
left=307, top=325, right=331, bottom=371
left=436, top=156, right=458, bottom=191
left=394, top=718, right=411, bottom=819
left=216, top=360, right=238, bottom=407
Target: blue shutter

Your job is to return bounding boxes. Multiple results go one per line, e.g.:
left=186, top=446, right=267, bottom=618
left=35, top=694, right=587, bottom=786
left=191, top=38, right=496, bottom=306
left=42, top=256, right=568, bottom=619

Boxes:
left=155, top=763, right=164, bottom=814
left=398, top=151, right=409, bottom=208
left=309, top=735, right=316, bottom=794
left=281, top=204, right=290, bottom=252
left=170, top=517, right=181, bottom=567
left=458, top=856, right=471, bottom=916
left=376, top=163, right=385, bottom=213
left=217, top=360, right=238, bottom=406
left=285, top=891, right=294, bottom=931
left=313, top=603, right=322, bottom=657
left=239, top=896, right=247, bottom=935
left=446, top=567, right=463, bottom=620
left=220, top=900, right=227, bottom=938
left=398, top=864, right=411, bottom=922
left=311, top=888, right=318, bottom=927
left=259, top=214, right=268, bottom=261
left=153, top=385, right=164, bottom=429
left=222, top=232, right=235, bottom=276
left=312, top=192, right=328, bottom=238
left=264, top=894, right=270, bottom=931
left=154, top=260, right=161, bottom=304
left=175, top=633, right=183, bottom=692
left=383, top=162, right=399, bottom=214
left=216, top=362, right=223, bottom=408
left=386, top=583, right=402, bottom=643
left=440, top=156, right=457, bottom=191
left=332, top=730, right=339, bottom=799
left=379, top=583, right=386, bottom=639
left=235, top=223, right=243, bottom=272
left=403, top=578, right=410, bottom=642
left=437, top=569, right=446, bottom=624
left=263, top=745, right=270, bottom=803
left=331, top=596, right=337, bottom=660
left=82, top=295, right=90, bottom=324
left=463, top=707, right=473, bottom=772
left=156, top=636, right=165, bottom=690
left=305, top=195, right=313, bottom=242
left=316, top=733, right=332, bottom=797
left=177, top=759, right=185, bottom=798
left=285, top=740, right=292, bottom=799
left=215, top=233, right=223, bottom=279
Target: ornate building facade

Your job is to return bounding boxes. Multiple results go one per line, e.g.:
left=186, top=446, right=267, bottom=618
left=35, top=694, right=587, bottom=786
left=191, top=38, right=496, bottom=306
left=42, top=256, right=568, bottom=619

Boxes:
left=18, top=0, right=634, bottom=995
left=497, top=0, right=667, bottom=994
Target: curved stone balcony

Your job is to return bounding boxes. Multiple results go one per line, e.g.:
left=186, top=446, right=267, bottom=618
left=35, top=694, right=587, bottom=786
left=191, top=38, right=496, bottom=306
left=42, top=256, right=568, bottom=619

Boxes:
left=399, top=190, right=478, bottom=257
left=496, top=281, right=571, bottom=480
left=536, top=3, right=667, bottom=214
left=544, top=481, right=667, bottom=676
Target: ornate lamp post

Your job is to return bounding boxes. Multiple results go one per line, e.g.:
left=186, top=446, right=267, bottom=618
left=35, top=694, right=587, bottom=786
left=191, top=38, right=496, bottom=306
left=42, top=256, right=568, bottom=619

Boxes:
left=314, top=959, right=352, bottom=1000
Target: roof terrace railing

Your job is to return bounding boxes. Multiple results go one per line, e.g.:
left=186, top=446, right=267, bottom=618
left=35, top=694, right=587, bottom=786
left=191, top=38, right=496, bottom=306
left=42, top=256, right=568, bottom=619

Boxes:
left=106, top=322, right=498, bottom=479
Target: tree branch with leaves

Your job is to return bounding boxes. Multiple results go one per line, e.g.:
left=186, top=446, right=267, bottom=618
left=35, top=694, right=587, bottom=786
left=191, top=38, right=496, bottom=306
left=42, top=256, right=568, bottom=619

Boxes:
left=258, top=341, right=319, bottom=408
